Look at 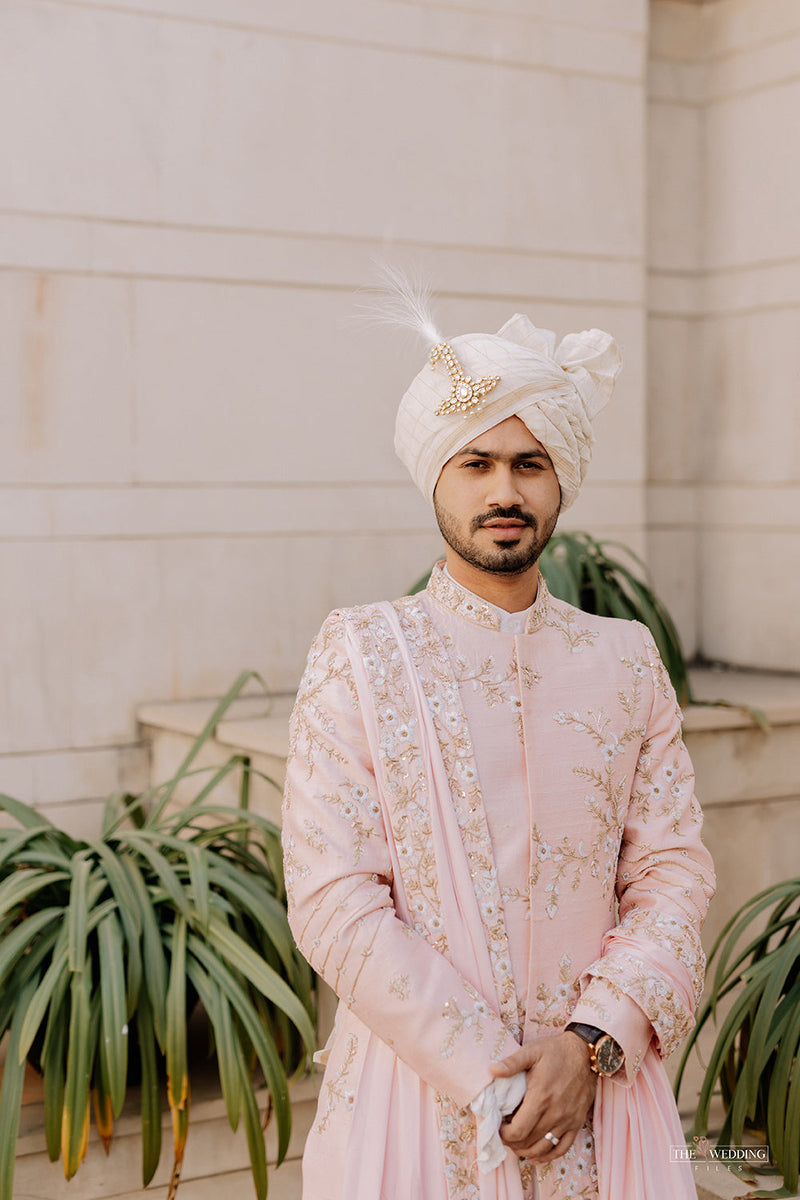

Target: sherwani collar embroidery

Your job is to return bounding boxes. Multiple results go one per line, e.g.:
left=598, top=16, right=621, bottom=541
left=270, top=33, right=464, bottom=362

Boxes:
left=428, top=561, right=550, bottom=634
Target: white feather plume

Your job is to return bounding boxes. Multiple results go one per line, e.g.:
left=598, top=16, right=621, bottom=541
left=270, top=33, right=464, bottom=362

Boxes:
left=356, top=262, right=444, bottom=348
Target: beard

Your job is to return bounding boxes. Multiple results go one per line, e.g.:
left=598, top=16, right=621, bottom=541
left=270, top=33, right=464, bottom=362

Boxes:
left=433, top=500, right=559, bottom=577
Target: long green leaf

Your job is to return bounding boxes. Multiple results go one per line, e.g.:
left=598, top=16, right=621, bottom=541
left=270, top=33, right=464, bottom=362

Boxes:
left=136, top=989, right=163, bottom=1186
left=236, top=1037, right=267, bottom=1200
left=62, top=968, right=92, bottom=1179
left=42, top=984, right=67, bottom=1162
left=18, top=899, right=116, bottom=1063
left=0, top=868, right=71, bottom=925
left=121, top=856, right=168, bottom=1045
left=144, top=670, right=268, bottom=827
left=114, top=834, right=193, bottom=924
left=187, top=964, right=242, bottom=1130
left=0, top=977, right=38, bottom=1200
left=186, top=938, right=293, bottom=1164
left=98, top=911, right=129, bottom=1117
left=68, top=854, right=93, bottom=972
left=205, top=916, right=315, bottom=1057
left=0, top=906, right=61, bottom=989
left=0, top=793, right=59, bottom=830
left=166, top=914, right=188, bottom=1114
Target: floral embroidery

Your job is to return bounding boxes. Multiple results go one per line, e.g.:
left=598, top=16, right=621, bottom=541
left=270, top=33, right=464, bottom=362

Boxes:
left=530, top=824, right=588, bottom=919
left=427, top=562, right=550, bottom=633
left=436, top=1099, right=480, bottom=1198
left=322, top=783, right=380, bottom=862
left=440, top=985, right=491, bottom=1058
left=389, top=972, right=410, bottom=1001
left=537, top=1119, right=597, bottom=1197
left=316, top=1033, right=357, bottom=1134
left=288, top=615, right=358, bottom=779
left=545, top=603, right=599, bottom=653
left=534, top=954, right=580, bottom=1028
left=303, top=820, right=327, bottom=855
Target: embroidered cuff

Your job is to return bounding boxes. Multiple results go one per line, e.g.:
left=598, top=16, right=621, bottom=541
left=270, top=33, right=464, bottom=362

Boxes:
left=469, top=1072, right=527, bottom=1174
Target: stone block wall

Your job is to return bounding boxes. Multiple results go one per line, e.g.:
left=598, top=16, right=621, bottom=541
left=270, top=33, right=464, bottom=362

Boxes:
left=0, top=0, right=650, bottom=813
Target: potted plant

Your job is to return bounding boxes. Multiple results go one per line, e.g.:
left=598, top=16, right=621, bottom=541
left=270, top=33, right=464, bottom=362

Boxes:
left=674, top=878, right=800, bottom=1195
left=0, top=672, right=315, bottom=1200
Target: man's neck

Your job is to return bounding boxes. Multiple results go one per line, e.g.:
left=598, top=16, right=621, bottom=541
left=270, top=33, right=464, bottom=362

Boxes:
left=444, top=553, right=540, bottom=613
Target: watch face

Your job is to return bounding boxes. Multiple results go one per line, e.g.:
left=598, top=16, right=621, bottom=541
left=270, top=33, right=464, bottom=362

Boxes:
left=595, top=1035, right=624, bottom=1075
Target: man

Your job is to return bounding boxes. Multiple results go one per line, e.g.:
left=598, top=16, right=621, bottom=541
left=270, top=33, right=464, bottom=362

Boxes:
left=282, top=307, right=715, bottom=1200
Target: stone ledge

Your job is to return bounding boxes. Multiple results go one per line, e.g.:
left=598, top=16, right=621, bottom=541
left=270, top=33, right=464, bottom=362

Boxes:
left=137, top=669, right=800, bottom=759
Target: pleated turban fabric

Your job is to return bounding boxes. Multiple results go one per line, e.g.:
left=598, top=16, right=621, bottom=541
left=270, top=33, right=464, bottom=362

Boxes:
left=394, top=313, right=622, bottom=511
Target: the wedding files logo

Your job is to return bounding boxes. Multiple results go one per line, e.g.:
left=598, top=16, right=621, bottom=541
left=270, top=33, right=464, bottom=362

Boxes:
left=670, top=1136, right=770, bottom=1165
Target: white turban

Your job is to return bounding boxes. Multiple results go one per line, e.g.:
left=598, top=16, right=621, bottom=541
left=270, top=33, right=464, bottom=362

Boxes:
left=394, top=313, right=622, bottom=510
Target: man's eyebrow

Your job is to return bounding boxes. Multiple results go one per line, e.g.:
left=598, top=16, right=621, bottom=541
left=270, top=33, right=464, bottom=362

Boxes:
left=454, top=447, right=550, bottom=461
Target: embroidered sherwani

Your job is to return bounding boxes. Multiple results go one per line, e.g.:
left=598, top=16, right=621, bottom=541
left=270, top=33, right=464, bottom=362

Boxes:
left=282, top=566, right=715, bottom=1200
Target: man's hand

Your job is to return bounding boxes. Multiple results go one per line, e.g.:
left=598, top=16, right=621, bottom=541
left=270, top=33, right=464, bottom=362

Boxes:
left=490, top=1032, right=597, bottom=1162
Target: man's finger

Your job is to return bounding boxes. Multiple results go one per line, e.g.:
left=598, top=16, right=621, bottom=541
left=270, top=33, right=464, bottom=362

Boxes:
left=490, top=1044, right=539, bottom=1076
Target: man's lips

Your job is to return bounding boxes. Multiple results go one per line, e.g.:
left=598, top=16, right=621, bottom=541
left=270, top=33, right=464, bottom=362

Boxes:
left=480, top=519, right=530, bottom=539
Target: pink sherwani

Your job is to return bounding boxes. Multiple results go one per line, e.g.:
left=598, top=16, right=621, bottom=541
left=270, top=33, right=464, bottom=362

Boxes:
left=282, top=566, right=715, bottom=1200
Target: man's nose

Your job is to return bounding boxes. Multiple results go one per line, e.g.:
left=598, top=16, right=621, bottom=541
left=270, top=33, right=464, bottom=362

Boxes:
left=486, top=468, right=524, bottom=509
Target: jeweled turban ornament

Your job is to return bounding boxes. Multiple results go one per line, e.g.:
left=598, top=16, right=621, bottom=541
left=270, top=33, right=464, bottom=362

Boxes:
left=430, top=342, right=501, bottom=417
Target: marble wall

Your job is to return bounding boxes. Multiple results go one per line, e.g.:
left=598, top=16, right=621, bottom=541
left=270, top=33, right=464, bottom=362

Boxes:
left=647, top=0, right=800, bottom=669
left=0, top=0, right=650, bottom=809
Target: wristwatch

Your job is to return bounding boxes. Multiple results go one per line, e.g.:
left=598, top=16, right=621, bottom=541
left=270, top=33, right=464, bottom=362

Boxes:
left=565, top=1022, right=625, bottom=1077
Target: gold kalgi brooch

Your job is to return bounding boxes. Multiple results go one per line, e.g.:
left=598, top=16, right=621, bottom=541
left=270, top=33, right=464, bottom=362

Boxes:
left=430, top=342, right=501, bottom=417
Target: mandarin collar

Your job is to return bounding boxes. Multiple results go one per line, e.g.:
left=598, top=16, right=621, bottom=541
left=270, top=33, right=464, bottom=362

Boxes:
left=426, top=562, right=550, bottom=633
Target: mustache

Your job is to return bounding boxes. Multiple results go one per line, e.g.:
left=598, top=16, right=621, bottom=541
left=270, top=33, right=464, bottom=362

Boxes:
left=470, top=507, right=537, bottom=533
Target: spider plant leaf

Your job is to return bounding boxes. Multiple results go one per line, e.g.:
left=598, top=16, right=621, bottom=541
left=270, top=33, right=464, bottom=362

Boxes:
left=98, top=910, right=129, bottom=1117
left=0, top=976, right=37, bottom=1200
left=204, top=915, right=316, bottom=1057
left=42, top=986, right=67, bottom=1162
left=205, top=862, right=297, bottom=976
left=92, top=843, right=142, bottom=1016
left=0, top=906, right=61, bottom=990
left=93, top=1078, right=114, bottom=1155
left=120, top=855, right=168, bottom=1043
left=0, top=792, right=58, bottom=830
left=0, top=867, right=71, bottom=924
left=236, top=1040, right=267, bottom=1200
left=781, top=1040, right=800, bottom=1193
left=116, top=833, right=194, bottom=925
left=62, top=968, right=93, bottom=1179
left=68, top=853, right=93, bottom=972
left=185, top=842, right=210, bottom=934
left=0, top=824, right=62, bottom=870
left=145, top=669, right=267, bottom=827
left=711, top=882, right=800, bottom=1008
left=137, top=988, right=163, bottom=1186
left=167, top=1088, right=190, bottom=1200
left=693, top=980, right=764, bottom=1131
left=166, top=913, right=188, bottom=1115
left=187, top=963, right=242, bottom=1130
left=767, top=976, right=800, bottom=1167
left=740, top=932, right=800, bottom=1107
left=179, top=756, right=251, bottom=814
left=186, top=936, right=294, bottom=1164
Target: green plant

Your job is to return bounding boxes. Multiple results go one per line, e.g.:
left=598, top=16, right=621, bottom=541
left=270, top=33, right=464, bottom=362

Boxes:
left=675, top=879, right=800, bottom=1196
left=0, top=672, right=315, bottom=1200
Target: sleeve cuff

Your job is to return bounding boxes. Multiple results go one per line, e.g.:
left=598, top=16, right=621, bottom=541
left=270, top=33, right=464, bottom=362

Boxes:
left=569, top=982, right=653, bottom=1087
